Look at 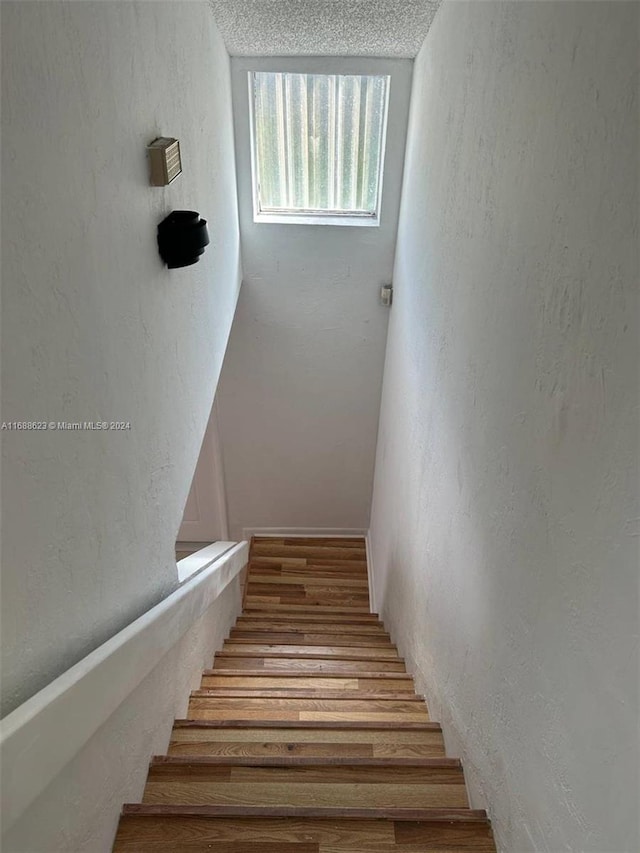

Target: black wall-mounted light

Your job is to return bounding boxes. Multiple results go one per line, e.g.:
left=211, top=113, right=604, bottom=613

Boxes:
left=157, top=211, right=210, bottom=269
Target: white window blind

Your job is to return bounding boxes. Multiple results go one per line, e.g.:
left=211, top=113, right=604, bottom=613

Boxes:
left=251, top=72, right=390, bottom=221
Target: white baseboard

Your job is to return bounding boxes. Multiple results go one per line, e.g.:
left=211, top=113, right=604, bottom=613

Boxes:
left=242, top=526, right=367, bottom=539
left=365, top=529, right=377, bottom=614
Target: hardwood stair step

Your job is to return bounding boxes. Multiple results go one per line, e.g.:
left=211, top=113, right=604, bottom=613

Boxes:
left=236, top=612, right=381, bottom=623
left=236, top=612, right=388, bottom=634
left=254, top=537, right=366, bottom=547
left=168, top=740, right=446, bottom=760
left=114, top=812, right=495, bottom=851
left=249, top=566, right=368, bottom=578
left=245, top=600, right=371, bottom=611
left=245, top=574, right=369, bottom=587
left=227, top=634, right=395, bottom=647
left=168, top=723, right=446, bottom=758
left=250, top=545, right=367, bottom=560
left=191, top=689, right=423, bottom=701
left=246, top=584, right=370, bottom=598
left=250, top=558, right=369, bottom=571
left=173, top=720, right=442, bottom=730
left=244, top=603, right=373, bottom=614
left=141, top=761, right=468, bottom=808
left=220, top=645, right=400, bottom=659
left=151, top=756, right=458, bottom=768
left=212, top=657, right=407, bottom=672
left=187, top=697, right=430, bottom=723
left=233, top=620, right=388, bottom=633
left=121, top=805, right=488, bottom=819
left=201, top=672, right=414, bottom=687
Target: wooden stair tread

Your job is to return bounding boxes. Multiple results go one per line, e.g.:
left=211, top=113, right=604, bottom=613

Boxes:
left=246, top=574, right=369, bottom=585
left=188, top=711, right=430, bottom=724
left=203, top=669, right=412, bottom=679
left=254, top=536, right=366, bottom=545
left=145, top=764, right=464, bottom=781
left=123, top=804, right=487, bottom=820
left=173, top=719, right=442, bottom=730
left=250, top=545, right=367, bottom=559
left=218, top=647, right=402, bottom=659
left=236, top=613, right=382, bottom=624
left=243, top=604, right=374, bottom=614
left=229, top=629, right=391, bottom=638
left=233, top=623, right=388, bottom=634
left=167, top=742, right=446, bottom=759
left=151, top=755, right=459, bottom=767
left=142, top=782, right=468, bottom=809
left=188, top=697, right=426, bottom=711
left=248, top=568, right=368, bottom=578
left=226, top=636, right=395, bottom=647
left=246, top=588, right=370, bottom=599
left=114, top=814, right=495, bottom=852
left=191, top=690, right=423, bottom=700
left=250, top=560, right=369, bottom=571
left=199, top=682, right=416, bottom=693
left=212, top=659, right=408, bottom=672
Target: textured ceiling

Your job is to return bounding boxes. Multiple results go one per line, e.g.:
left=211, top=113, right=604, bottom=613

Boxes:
left=208, top=0, right=443, bottom=58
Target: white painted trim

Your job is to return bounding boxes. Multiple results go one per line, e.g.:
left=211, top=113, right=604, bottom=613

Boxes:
left=242, top=526, right=368, bottom=539
left=365, top=529, right=377, bottom=613
left=210, top=402, right=230, bottom=540
left=253, top=212, right=380, bottom=227
left=0, top=541, right=249, bottom=833
left=176, top=540, right=235, bottom=583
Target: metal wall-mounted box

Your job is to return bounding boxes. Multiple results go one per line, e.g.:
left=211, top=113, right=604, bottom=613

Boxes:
left=147, top=137, right=182, bottom=186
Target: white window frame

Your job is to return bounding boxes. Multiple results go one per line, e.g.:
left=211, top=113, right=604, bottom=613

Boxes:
left=248, top=71, right=391, bottom=227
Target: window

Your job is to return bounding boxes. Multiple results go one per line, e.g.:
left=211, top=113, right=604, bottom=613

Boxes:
left=249, top=71, right=390, bottom=226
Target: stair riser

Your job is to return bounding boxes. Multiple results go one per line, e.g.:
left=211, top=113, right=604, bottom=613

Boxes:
left=233, top=622, right=387, bottom=634
left=143, top=781, right=468, bottom=809
left=228, top=635, right=394, bottom=647
left=167, top=741, right=446, bottom=758
left=250, top=559, right=368, bottom=571
left=237, top=612, right=380, bottom=623
left=222, top=645, right=398, bottom=658
left=170, top=727, right=444, bottom=746
left=246, top=575, right=369, bottom=587
left=244, top=603, right=373, bottom=614
left=251, top=545, right=367, bottom=560
left=200, top=677, right=415, bottom=692
left=114, top=814, right=496, bottom=852
left=212, top=658, right=407, bottom=672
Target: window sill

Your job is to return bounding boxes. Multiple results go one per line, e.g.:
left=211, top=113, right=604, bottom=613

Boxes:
left=253, top=212, right=380, bottom=227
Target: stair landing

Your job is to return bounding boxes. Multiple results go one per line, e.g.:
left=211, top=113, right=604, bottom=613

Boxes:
left=113, top=536, right=496, bottom=851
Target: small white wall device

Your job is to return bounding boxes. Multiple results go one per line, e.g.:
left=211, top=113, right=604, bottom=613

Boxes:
left=380, top=283, right=393, bottom=306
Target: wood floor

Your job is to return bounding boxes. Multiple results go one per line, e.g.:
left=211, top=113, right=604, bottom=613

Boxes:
left=113, top=537, right=496, bottom=851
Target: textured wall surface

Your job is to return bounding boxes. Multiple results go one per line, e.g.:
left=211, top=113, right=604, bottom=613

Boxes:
left=209, top=0, right=441, bottom=57
left=2, top=579, right=241, bottom=852
left=369, top=2, right=638, bottom=851
left=1, top=0, right=241, bottom=716
left=217, top=57, right=412, bottom=539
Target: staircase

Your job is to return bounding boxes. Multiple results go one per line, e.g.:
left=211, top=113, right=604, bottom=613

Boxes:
left=113, top=537, right=496, bottom=851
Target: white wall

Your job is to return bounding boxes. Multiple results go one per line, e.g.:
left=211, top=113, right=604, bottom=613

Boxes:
left=1, top=0, right=242, bottom=716
left=217, top=57, right=412, bottom=539
left=369, top=3, right=638, bottom=851
left=2, top=577, right=241, bottom=852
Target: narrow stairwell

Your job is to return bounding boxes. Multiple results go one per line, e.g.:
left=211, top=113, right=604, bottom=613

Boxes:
left=113, top=537, right=496, bottom=851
